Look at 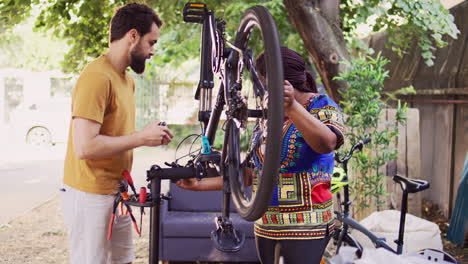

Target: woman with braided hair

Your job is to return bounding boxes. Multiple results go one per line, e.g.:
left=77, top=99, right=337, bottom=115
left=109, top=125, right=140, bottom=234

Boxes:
left=177, top=47, right=345, bottom=264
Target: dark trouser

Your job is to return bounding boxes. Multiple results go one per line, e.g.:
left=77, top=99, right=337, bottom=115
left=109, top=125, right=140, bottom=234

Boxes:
left=255, top=235, right=331, bottom=264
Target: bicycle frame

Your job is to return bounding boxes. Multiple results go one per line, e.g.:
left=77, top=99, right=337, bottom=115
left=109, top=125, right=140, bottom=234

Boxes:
left=192, top=4, right=270, bottom=220
left=118, top=3, right=285, bottom=262
left=334, top=175, right=461, bottom=263
left=334, top=138, right=397, bottom=255
left=137, top=8, right=228, bottom=263
left=143, top=4, right=269, bottom=262
left=195, top=9, right=231, bottom=221
left=334, top=139, right=424, bottom=256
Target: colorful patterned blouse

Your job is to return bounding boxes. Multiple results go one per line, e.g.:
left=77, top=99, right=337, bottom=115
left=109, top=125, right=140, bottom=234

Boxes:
left=252, top=94, right=345, bottom=240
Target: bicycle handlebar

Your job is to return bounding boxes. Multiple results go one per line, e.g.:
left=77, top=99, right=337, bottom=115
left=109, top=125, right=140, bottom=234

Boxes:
left=353, top=138, right=371, bottom=152
left=359, top=137, right=371, bottom=146
left=335, top=137, right=371, bottom=164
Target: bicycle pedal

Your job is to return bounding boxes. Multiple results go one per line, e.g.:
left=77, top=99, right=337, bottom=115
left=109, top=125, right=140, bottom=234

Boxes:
left=183, top=2, right=207, bottom=23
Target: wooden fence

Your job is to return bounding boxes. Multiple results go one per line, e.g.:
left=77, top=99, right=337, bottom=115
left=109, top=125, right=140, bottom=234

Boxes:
left=341, top=108, right=422, bottom=221
left=386, top=108, right=422, bottom=217
left=366, top=0, right=468, bottom=218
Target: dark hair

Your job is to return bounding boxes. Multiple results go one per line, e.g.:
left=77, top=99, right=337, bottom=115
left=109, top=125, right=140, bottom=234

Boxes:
left=110, top=2, right=163, bottom=42
left=255, top=47, right=317, bottom=93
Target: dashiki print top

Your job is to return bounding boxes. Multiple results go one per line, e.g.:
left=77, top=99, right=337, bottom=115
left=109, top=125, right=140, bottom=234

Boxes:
left=252, top=94, right=345, bottom=240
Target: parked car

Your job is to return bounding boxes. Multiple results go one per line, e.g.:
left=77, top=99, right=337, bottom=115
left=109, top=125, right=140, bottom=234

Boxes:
left=10, top=97, right=71, bottom=146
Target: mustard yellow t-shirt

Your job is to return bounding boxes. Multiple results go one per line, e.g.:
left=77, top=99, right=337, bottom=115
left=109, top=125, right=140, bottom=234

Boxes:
left=63, top=55, right=135, bottom=194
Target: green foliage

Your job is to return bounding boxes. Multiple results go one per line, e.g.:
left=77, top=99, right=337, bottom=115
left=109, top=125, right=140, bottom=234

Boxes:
left=0, top=0, right=303, bottom=73
left=340, top=0, right=460, bottom=66
left=335, top=53, right=415, bottom=212
left=1, top=0, right=459, bottom=72
left=0, top=0, right=35, bottom=33
left=34, top=0, right=126, bottom=72
left=166, top=123, right=202, bottom=149
left=0, top=18, right=69, bottom=70
left=150, top=0, right=306, bottom=72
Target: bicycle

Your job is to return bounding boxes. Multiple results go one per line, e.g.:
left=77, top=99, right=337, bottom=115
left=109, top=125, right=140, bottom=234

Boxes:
left=329, top=139, right=459, bottom=263
left=117, top=3, right=284, bottom=263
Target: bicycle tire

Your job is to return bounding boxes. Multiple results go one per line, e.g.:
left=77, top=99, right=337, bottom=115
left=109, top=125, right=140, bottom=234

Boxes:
left=225, top=6, right=283, bottom=221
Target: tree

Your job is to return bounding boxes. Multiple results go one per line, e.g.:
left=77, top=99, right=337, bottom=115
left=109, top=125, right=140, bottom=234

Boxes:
left=284, top=0, right=459, bottom=101
left=0, top=0, right=459, bottom=101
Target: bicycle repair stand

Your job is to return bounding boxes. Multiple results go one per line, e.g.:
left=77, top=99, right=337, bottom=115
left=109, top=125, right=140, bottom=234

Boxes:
left=122, top=158, right=246, bottom=264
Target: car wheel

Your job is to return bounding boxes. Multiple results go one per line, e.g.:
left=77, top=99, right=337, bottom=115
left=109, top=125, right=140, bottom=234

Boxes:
left=26, top=126, right=52, bottom=147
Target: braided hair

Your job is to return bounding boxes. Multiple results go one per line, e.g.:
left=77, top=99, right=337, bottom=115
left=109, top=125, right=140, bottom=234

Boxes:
left=255, top=47, right=317, bottom=93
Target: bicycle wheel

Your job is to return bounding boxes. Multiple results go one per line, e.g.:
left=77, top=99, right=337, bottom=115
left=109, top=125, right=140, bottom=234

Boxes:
left=224, top=5, right=283, bottom=221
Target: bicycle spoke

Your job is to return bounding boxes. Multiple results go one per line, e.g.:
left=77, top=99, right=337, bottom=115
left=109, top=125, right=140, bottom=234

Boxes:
left=244, top=51, right=266, bottom=98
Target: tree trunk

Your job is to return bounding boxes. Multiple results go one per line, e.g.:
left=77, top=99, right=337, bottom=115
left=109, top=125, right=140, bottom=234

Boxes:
left=284, top=0, right=349, bottom=102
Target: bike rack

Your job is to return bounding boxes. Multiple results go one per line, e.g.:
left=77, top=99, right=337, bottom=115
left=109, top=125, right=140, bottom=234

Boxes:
left=122, top=160, right=245, bottom=263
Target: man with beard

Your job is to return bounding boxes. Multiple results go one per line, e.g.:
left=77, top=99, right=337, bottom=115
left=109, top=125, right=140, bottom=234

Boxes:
left=61, top=3, right=173, bottom=264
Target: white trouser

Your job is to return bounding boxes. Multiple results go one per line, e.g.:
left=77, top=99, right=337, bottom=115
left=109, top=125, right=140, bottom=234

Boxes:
left=60, top=184, right=135, bottom=264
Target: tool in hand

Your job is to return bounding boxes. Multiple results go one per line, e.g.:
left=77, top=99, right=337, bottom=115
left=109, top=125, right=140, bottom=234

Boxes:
left=123, top=170, right=137, bottom=196
left=157, top=121, right=171, bottom=145
left=139, top=187, right=147, bottom=234
left=117, top=181, right=141, bottom=236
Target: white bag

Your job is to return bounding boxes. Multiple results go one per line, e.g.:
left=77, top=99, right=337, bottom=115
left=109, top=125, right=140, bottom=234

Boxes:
left=350, top=210, right=443, bottom=254
left=330, top=246, right=453, bottom=264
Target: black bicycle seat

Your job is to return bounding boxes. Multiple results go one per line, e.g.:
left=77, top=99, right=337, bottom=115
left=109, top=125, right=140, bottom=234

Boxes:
left=393, top=174, right=430, bottom=193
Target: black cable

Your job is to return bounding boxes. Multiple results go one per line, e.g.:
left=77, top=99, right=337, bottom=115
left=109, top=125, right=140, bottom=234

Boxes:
left=175, top=147, right=202, bottom=165
left=174, top=133, right=201, bottom=163
left=188, top=134, right=202, bottom=159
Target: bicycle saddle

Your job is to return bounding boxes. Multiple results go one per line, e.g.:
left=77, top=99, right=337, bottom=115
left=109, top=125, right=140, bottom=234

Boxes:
left=393, top=174, right=430, bottom=193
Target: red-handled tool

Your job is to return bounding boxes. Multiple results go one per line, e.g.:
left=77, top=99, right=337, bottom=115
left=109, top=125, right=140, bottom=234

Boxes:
left=122, top=170, right=137, bottom=195
left=117, top=181, right=141, bottom=236
left=139, top=187, right=147, bottom=235
left=107, top=198, right=119, bottom=240
left=127, top=206, right=141, bottom=236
